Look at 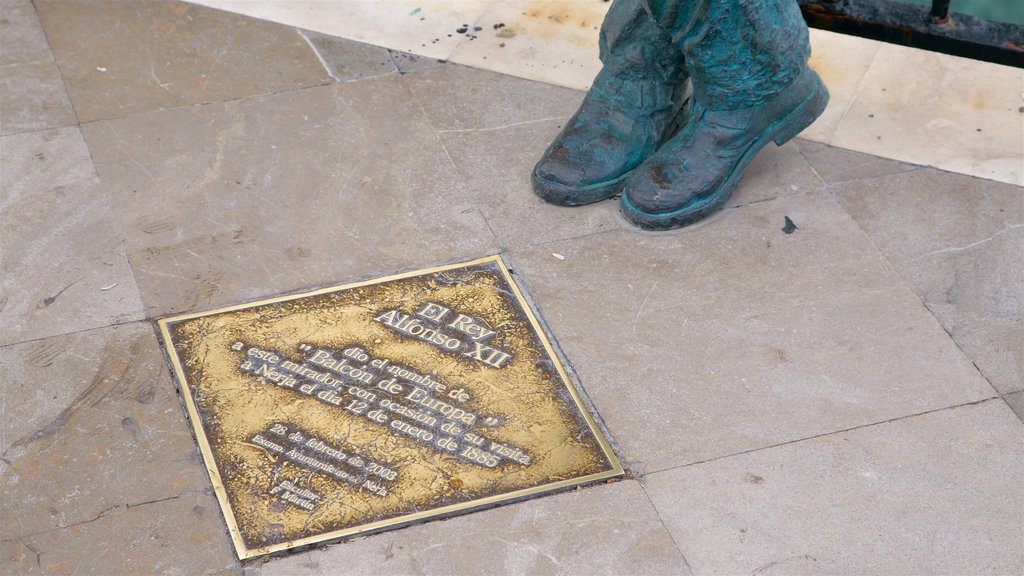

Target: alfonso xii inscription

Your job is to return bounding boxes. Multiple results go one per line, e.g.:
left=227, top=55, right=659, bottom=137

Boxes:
left=158, top=255, right=622, bottom=559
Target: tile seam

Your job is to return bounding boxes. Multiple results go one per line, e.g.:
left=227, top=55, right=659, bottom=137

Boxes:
left=296, top=28, right=343, bottom=82
left=643, top=396, right=1003, bottom=478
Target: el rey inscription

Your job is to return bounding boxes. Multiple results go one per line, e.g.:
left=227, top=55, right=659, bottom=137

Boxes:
left=158, top=256, right=621, bottom=559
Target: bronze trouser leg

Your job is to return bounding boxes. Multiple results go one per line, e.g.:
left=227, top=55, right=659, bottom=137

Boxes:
left=643, top=0, right=811, bottom=110
left=598, top=0, right=687, bottom=84
left=530, top=0, right=690, bottom=205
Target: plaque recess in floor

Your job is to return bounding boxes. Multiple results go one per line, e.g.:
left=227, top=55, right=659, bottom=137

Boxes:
left=158, top=255, right=622, bottom=559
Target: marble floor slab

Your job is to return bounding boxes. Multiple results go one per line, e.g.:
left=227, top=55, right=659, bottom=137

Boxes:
left=1, top=492, right=240, bottom=576
left=643, top=400, right=1024, bottom=575
left=828, top=43, right=1024, bottom=186
left=34, top=0, right=331, bottom=122
left=1, top=323, right=214, bottom=541
left=0, top=0, right=53, bottom=67
left=81, top=75, right=496, bottom=318
left=0, top=60, right=77, bottom=136
left=829, top=166, right=1024, bottom=395
left=507, top=191, right=997, bottom=471
left=447, top=0, right=609, bottom=91
left=0, top=127, right=145, bottom=346
left=0, top=0, right=76, bottom=136
left=299, top=31, right=398, bottom=82
left=800, top=28, right=883, bottom=144
left=190, top=0, right=492, bottom=61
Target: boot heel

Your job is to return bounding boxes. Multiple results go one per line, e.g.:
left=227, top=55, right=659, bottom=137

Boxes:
left=772, top=70, right=829, bottom=146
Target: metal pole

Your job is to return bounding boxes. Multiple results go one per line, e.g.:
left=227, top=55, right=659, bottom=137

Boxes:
left=931, top=0, right=951, bottom=22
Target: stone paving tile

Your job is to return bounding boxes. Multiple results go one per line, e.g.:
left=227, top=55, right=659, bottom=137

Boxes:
left=643, top=400, right=1024, bottom=575
left=447, top=0, right=607, bottom=91
left=0, top=0, right=52, bottom=66
left=508, top=192, right=996, bottom=470
left=0, top=0, right=77, bottom=136
left=438, top=118, right=620, bottom=248
left=1, top=492, right=240, bottom=576
left=0, top=60, right=77, bottom=136
left=403, top=64, right=584, bottom=132
left=800, top=29, right=882, bottom=144
left=793, top=139, right=919, bottom=185
left=832, top=169, right=1023, bottom=394
left=830, top=44, right=1023, bottom=186
left=299, top=31, right=396, bottom=82
left=0, top=127, right=144, bottom=346
left=1005, top=391, right=1024, bottom=422
left=82, top=76, right=495, bottom=318
left=0, top=323, right=213, bottom=541
left=33, top=0, right=330, bottom=123
left=245, top=480, right=688, bottom=576
left=190, top=0, right=492, bottom=62
left=389, top=50, right=446, bottom=75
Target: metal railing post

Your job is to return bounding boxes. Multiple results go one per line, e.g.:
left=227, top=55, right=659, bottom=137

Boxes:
left=931, top=0, right=952, bottom=23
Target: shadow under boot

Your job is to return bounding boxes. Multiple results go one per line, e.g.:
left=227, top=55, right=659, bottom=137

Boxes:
left=532, top=0, right=689, bottom=206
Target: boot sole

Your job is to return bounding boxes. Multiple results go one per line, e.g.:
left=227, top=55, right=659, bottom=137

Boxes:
left=621, top=70, right=829, bottom=231
left=532, top=167, right=631, bottom=207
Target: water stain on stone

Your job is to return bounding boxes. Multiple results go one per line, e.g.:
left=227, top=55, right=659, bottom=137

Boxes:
left=744, top=472, right=765, bottom=484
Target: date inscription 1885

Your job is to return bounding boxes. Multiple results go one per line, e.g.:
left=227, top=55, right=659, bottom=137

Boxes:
left=158, top=256, right=621, bottom=560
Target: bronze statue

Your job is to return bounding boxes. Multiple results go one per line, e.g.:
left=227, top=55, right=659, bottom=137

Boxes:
left=532, top=0, right=829, bottom=230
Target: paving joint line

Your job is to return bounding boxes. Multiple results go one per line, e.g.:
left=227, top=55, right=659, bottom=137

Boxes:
left=638, top=481, right=696, bottom=576
left=642, top=396, right=1003, bottom=478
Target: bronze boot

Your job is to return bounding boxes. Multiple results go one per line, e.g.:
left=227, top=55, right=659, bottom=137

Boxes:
left=620, top=0, right=829, bottom=229
left=532, top=0, right=689, bottom=206
left=621, top=66, right=829, bottom=229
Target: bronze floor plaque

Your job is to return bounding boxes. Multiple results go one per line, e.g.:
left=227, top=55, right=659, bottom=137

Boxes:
left=158, top=255, right=622, bottom=559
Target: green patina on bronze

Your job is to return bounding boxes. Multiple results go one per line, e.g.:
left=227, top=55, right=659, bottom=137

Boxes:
left=533, top=0, right=830, bottom=230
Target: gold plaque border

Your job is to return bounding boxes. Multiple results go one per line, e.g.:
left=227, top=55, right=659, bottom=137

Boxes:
left=157, top=254, right=624, bottom=560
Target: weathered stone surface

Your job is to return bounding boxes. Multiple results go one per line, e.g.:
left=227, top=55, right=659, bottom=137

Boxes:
left=403, top=64, right=583, bottom=132
left=509, top=192, right=996, bottom=469
left=0, top=127, right=144, bottom=346
left=1, top=492, right=240, bottom=576
left=246, top=480, right=688, bottom=576
left=34, top=0, right=330, bottom=122
left=643, top=400, right=1024, bottom=575
left=1005, top=391, right=1024, bottom=422
left=794, top=139, right=919, bottom=184
left=0, top=0, right=52, bottom=66
left=81, top=76, right=495, bottom=318
left=0, top=0, right=76, bottom=135
left=300, top=31, right=396, bottom=81
left=833, top=169, right=1024, bottom=394
left=0, top=323, right=211, bottom=539
left=389, top=50, right=445, bottom=75
left=0, top=60, right=77, bottom=135
left=828, top=44, right=1023, bottom=186
left=439, top=118, right=620, bottom=248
